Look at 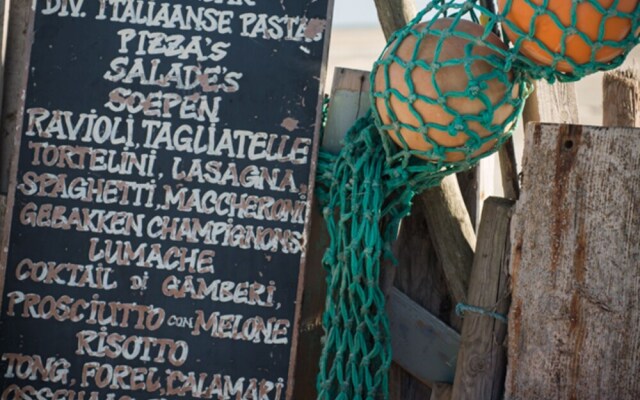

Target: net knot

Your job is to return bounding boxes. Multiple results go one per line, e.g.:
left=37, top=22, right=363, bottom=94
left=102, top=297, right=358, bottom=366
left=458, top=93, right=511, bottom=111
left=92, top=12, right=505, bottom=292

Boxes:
left=461, top=1, right=474, bottom=12
left=564, top=27, right=578, bottom=36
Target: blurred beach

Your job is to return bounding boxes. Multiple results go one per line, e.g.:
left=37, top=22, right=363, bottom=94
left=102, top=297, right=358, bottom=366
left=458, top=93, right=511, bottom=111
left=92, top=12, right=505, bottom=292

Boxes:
left=326, top=26, right=640, bottom=126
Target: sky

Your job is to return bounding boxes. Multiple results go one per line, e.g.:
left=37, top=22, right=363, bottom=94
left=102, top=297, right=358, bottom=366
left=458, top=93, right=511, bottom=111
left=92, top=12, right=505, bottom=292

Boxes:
left=333, top=0, right=430, bottom=27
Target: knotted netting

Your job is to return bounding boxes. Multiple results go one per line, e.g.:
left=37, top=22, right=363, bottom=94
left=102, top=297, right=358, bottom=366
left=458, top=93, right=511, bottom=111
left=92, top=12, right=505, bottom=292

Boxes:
left=500, top=0, right=640, bottom=82
left=315, top=0, right=639, bottom=399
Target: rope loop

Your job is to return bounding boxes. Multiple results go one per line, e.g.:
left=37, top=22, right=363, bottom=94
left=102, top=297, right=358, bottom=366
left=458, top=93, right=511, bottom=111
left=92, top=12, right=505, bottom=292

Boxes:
left=456, top=303, right=509, bottom=324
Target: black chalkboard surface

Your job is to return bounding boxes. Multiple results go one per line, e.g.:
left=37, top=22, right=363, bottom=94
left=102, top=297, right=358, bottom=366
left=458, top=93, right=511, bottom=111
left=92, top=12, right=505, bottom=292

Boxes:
left=0, top=1, right=333, bottom=399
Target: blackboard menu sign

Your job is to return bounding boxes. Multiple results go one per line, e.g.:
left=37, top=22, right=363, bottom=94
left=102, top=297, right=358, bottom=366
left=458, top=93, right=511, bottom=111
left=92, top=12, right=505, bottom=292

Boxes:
left=0, top=1, right=333, bottom=399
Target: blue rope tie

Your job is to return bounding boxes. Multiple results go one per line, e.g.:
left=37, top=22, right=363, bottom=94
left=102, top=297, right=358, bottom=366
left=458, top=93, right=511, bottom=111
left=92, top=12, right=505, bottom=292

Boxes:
left=456, top=303, right=508, bottom=324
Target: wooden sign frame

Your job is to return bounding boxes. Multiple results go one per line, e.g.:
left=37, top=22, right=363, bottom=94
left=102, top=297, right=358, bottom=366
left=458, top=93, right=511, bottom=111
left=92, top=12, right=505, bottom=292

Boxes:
left=0, top=1, right=335, bottom=399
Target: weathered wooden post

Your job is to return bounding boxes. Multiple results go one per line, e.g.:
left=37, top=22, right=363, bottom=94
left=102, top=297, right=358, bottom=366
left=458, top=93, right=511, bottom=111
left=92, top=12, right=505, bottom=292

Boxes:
left=506, top=61, right=640, bottom=399
left=506, top=123, right=640, bottom=399
left=0, top=0, right=11, bottom=130
left=294, top=68, right=371, bottom=399
left=603, top=68, right=640, bottom=127
left=0, top=0, right=32, bottom=196
left=451, top=197, right=514, bottom=400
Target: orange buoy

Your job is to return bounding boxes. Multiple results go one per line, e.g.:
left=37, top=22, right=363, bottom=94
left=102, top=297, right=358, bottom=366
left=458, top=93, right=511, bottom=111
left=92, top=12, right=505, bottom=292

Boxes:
left=498, top=0, right=639, bottom=72
left=373, top=18, right=519, bottom=162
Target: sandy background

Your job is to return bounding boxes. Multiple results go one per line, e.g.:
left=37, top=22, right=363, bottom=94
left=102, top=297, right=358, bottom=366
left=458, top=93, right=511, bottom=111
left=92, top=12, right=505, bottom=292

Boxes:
left=326, top=27, right=640, bottom=126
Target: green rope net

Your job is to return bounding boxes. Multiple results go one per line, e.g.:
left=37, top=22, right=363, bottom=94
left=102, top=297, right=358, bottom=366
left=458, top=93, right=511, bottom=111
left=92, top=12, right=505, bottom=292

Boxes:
left=315, top=1, right=639, bottom=399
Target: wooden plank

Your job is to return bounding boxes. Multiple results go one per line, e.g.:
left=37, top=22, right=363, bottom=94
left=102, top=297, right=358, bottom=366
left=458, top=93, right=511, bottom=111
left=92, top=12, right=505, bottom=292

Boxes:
left=498, top=139, right=519, bottom=200
left=498, top=79, right=580, bottom=205
left=506, top=123, right=640, bottom=399
left=522, top=81, right=580, bottom=125
left=0, top=0, right=11, bottom=127
left=0, top=0, right=34, bottom=305
left=603, top=68, right=640, bottom=127
left=451, top=197, right=514, bottom=400
left=391, top=196, right=460, bottom=400
left=456, top=169, right=479, bottom=229
left=387, top=288, right=461, bottom=385
left=431, top=383, right=453, bottom=400
left=373, top=0, right=417, bottom=40
left=0, top=0, right=9, bottom=227
left=294, top=67, right=370, bottom=399
left=418, top=177, right=477, bottom=305
left=0, top=0, right=34, bottom=194
left=292, top=202, right=327, bottom=399
left=391, top=366, right=434, bottom=399
left=323, top=68, right=371, bottom=153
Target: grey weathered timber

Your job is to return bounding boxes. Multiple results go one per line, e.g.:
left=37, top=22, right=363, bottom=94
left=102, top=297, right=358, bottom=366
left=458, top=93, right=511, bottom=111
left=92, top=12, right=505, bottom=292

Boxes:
left=293, top=68, right=370, bottom=399
left=498, top=139, right=519, bottom=200
left=419, top=177, right=477, bottom=305
left=323, top=68, right=371, bottom=152
left=387, top=288, right=461, bottom=385
left=0, top=0, right=33, bottom=194
left=0, top=0, right=14, bottom=229
left=456, top=169, right=479, bottom=228
left=292, top=203, right=327, bottom=399
left=451, top=197, right=514, bottom=400
left=431, top=383, right=453, bottom=400
left=506, top=123, right=640, bottom=399
left=502, top=80, right=579, bottom=203
left=373, top=0, right=417, bottom=40
left=603, top=68, right=640, bottom=127
left=522, top=81, right=580, bottom=125
left=0, top=0, right=33, bottom=302
left=391, top=366, right=433, bottom=400
left=0, top=0, right=11, bottom=128
left=391, top=195, right=460, bottom=400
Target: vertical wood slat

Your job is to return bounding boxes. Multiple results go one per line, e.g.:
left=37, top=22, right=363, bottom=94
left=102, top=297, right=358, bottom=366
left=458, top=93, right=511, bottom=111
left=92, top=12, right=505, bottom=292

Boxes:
left=0, top=0, right=11, bottom=129
left=391, top=198, right=456, bottom=400
left=603, top=68, right=640, bottom=128
left=0, top=0, right=34, bottom=305
left=498, top=139, right=519, bottom=200
left=431, top=383, right=453, bottom=400
left=451, top=197, right=514, bottom=400
left=498, top=79, right=580, bottom=205
left=293, top=68, right=371, bottom=399
left=418, top=178, right=476, bottom=305
left=522, top=81, right=580, bottom=125
left=0, top=0, right=11, bottom=227
left=0, top=1, right=35, bottom=194
left=372, top=0, right=417, bottom=40
left=456, top=169, right=479, bottom=229
left=506, top=123, right=640, bottom=399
